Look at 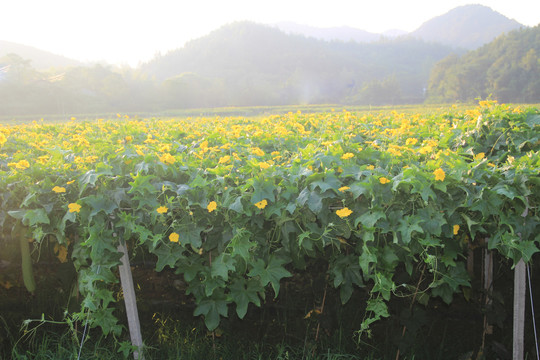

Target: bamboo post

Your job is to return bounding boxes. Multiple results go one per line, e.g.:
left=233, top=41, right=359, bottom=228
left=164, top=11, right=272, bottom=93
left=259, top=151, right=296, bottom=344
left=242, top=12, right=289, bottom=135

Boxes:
left=117, top=241, right=144, bottom=360
left=513, top=259, right=526, bottom=360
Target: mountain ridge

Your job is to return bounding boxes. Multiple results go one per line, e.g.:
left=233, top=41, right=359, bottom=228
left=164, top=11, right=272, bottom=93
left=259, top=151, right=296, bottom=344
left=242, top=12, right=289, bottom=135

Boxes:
left=0, top=40, right=81, bottom=69
left=272, top=5, right=525, bottom=49
left=411, top=4, right=524, bottom=49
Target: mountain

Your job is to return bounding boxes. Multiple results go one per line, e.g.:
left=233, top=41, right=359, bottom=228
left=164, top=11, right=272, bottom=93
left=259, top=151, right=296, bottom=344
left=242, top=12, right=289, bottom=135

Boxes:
left=426, top=25, right=540, bottom=103
left=411, top=4, right=525, bottom=49
left=141, top=21, right=456, bottom=107
left=273, top=22, right=383, bottom=43
left=0, top=40, right=81, bottom=69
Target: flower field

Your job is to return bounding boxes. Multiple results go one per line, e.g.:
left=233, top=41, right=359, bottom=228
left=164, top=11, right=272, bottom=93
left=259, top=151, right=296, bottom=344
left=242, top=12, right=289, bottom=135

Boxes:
left=0, top=101, right=539, bottom=343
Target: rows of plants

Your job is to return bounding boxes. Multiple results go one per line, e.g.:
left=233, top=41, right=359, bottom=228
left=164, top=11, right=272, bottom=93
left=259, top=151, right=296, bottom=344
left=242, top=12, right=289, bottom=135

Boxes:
left=0, top=101, right=538, bottom=341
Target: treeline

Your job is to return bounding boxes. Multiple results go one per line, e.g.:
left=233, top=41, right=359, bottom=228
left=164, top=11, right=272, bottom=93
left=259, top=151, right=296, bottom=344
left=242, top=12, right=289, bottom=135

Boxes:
left=0, top=54, right=160, bottom=116
left=426, top=25, right=540, bottom=103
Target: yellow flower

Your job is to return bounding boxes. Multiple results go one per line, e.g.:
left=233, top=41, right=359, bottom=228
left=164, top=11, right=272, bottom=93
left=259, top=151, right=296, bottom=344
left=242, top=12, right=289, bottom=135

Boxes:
left=252, top=147, right=265, bottom=156
left=158, top=143, right=172, bottom=153
left=433, top=168, right=445, bottom=181
left=0, top=133, right=6, bottom=146
left=67, top=180, right=75, bottom=185
left=169, top=232, right=180, bottom=243
left=158, top=153, right=176, bottom=165
left=14, top=160, right=30, bottom=170
left=254, top=199, right=268, bottom=209
left=207, top=201, right=217, bottom=213
left=341, top=152, right=354, bottom=160
left=336, top=207, right=352, bottom=218
left=156, top=206, right=168, bottom=214
left=453, top=225, right=460, bottom=236
left=0, top=281, right=13, bottom=290
left=37, top=156, right=49, bottom=165
left=68, top=203, right=81, bottom=213
left=379, top=177, right=390, bottom=184
left=366, top=165, right=375, bottom=170
left=338, top=186, right=350, bottom=192
left=474, top=152, right=485, bottom=161
left=406, top=138, right=418, bottom=146
left=52, top=186, right=66, bottom=193
left=259, top=162, right=271, bottom=170
left=218, top=155, right=231, bottom=164
left=54, top=244, right=68, bottom=263
left=418, top=145, right=433, bottom=155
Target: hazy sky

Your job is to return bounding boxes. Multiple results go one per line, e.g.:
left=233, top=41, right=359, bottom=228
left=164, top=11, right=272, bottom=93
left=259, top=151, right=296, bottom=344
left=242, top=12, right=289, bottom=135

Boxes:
left=1, top=0, right=539, bottom=66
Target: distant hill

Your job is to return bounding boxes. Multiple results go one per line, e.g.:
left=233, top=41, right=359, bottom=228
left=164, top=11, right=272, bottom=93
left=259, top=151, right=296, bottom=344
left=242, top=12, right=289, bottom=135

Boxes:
left=141, top=21, right=455, bottom=107
left=273, top=22, right=383, bottom=43
left=411, top=4, right=524, bottom=49
left=427, top=25, right=540, bottom=103
left=0, top=40, right=80, bottom=69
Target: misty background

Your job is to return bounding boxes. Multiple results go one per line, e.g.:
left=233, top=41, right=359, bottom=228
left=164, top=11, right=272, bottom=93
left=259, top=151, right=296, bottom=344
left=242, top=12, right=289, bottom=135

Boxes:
left=0, top=4, right=539, bottom=117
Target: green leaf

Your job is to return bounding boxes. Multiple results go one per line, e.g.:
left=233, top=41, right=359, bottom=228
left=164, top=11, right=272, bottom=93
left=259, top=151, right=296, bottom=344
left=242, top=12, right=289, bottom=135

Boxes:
left=91, top=308, right=122, bottom=336
left=184, top=225, right=203, bottom=248
left=229, top=278, right=263, bottom=318
left=128, top=173, right=157, bottom=195
left=310, top=174, right=341, bottom=193
left=355, top=210, right=385, bottom=229
left=306, top=191, right=323, bottom=214
left=211, top=254, right=236, bottom=281
left=251, top=178, right=276, bottom=204
left=359, top=245, right=377, bottom=276
left=7, top=210, right=26, bottom=220
left=24, top=209, right=50, bottom=226
left=372, top=272, right=394, bottom=301
left=492, top=183, right=517, bottom=199
left=152, top=243, right=183, bottom=271
left=229, top=229, right=255, bottom=262
left=331, top=255, right=364, bottom=304
left=431, top=282, right=453, bottom=305
left=397, top=216, right=424, bottom=245
left=194, top=297, right=229, bottom=331
left=349, top=182, right=371, bottom=199
left=84, top=195, right=118, bottom=217
left=460, top=213, right=483, bottom=240
left=248, top=256, right=291, bottom=297
left=296, top=187, right=310, bottom=206
left=228, top=196, right=244, bottom=213
left=525, top=114, right=540, bottom=127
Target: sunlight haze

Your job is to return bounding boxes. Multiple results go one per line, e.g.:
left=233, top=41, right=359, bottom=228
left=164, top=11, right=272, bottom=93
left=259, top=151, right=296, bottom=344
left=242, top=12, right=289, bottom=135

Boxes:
left=1, top=0, right=539, bottom=66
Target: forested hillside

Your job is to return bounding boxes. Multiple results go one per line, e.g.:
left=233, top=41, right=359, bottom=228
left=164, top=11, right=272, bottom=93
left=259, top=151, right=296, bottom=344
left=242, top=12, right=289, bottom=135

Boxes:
left=141, top=22, right=455, bottom=107
left=426, top=25, right=540, bottom=103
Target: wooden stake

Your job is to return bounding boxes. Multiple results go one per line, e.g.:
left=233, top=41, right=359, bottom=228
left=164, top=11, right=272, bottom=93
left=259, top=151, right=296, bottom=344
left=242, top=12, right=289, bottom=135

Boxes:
left=118, top=241, right=144, bottom=360
left=513, top=259, right=526, bottom=360
left=484, top=249, right=493, bottom=306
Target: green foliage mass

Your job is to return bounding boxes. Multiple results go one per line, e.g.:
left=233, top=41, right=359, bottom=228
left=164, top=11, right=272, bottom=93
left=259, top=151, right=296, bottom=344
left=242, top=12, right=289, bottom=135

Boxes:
left=1, top=103, right=538, bottom=340
left=427, top=25, right=540, bottom=103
